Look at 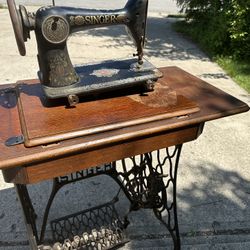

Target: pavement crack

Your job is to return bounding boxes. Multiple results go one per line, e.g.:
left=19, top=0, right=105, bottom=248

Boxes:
left=192, top=200, right=223, bottom=207
left=127, top=228, right=250, bottom=241
left=0, top=241, right=29, bottom=247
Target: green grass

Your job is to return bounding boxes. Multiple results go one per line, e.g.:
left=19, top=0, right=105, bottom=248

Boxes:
left=173, top=21, right=250, bottom=93
left=0, top=4, right=6, bottom=9
left=167, top=14, right=186, bottom=18
left=216, top=57, right=250, bottom=92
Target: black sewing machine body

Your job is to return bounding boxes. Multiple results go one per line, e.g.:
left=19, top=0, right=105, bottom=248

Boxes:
left=7, top=0, right=162, bottom=105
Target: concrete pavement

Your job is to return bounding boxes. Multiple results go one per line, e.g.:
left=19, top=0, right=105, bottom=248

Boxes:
left=0, top=0, right=181, bottom=14
left=0, top=4, right=249, bottom=250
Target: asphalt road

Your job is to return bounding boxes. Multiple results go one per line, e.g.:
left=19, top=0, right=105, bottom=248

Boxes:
left=0, top=0, right=181, bottom=13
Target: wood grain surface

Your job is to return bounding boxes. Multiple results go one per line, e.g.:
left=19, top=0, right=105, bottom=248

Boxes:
left=17, top=78, right=199, bottom=147
left=0, top=66, right=249, bottom=184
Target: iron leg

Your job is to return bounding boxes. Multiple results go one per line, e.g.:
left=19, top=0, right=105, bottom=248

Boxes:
left=15, top=184, right=38, bottom=250
left=153, top=145, right=183, bottom=250
left=110, top=145, right=183, bottom=249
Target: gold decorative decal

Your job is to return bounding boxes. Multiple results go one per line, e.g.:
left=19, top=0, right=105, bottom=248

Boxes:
left=90, top=68, right=120, bottom=78
left=48, top=51, right=79, bottom=87
left=69, top=14, right=126, bottom=26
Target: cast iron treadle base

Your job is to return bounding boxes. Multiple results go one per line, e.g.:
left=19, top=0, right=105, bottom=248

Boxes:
left=47, top=198, right=128, bottom=249
left=109, top=145, right=183, bottom=249
left=16, top=145, right=183, bottom=250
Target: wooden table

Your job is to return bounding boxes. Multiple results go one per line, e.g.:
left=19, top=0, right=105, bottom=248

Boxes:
left=0, top=67, right=248, bottom=250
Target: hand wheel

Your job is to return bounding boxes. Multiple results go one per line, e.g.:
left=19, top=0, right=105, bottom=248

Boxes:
left=7, top=0, right=26, bottom=56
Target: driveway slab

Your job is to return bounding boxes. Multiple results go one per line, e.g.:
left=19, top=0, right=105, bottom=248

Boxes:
left=0, top=6, right=249, bottom=250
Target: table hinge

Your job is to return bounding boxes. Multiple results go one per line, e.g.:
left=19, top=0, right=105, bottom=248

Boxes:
left=5, top=135, right=24, bottom=146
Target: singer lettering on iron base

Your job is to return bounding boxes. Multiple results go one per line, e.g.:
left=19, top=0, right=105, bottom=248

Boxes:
left=69, top=14, right=127, bottom=26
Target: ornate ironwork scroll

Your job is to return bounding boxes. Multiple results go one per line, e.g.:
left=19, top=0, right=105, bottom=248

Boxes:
left=108, top=145, right=183, bottom=249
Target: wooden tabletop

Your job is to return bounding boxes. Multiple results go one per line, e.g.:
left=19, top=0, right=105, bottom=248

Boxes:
left=0, top=67, right=248, bottom=180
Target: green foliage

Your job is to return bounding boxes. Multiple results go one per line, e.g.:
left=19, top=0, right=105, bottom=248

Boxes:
left=174, top=22, right=250, bottom=93
left=175, top=0, right=250, bottom=59
left=227, top=1, right=250, bottom=58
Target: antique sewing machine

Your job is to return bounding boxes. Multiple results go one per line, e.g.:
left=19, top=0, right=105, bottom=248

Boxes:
left=7, top=0, right=162, bottom=106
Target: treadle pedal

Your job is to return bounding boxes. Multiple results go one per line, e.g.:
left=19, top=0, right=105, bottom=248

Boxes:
left=41, top=200, right=129, bottom=249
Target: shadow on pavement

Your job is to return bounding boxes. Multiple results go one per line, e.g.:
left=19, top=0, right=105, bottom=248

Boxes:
left=0, top=159, right=249, bottom=249
left=70, top=17, right=209, bottom=62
